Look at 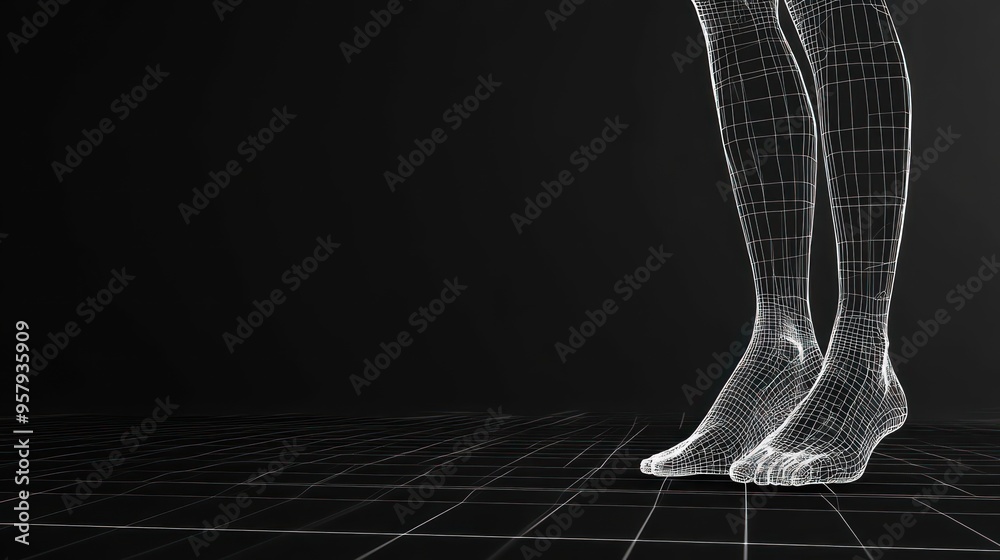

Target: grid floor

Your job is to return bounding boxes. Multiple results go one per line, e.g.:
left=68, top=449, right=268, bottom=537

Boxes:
left=4, top=412, right=1000, bottom=559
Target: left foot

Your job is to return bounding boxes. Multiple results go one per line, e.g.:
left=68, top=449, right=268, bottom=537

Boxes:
left=641, top=304, right=823, bottom=478
left=730, top=314, right=908, bottom=486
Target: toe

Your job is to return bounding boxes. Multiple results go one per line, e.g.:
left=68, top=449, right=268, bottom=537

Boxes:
left=730, top=458, right=755, bottom=483
left=651, top=453, right=688, bottom=477
left=730, top=447, right=768, bottom=484
left=639, top=442, right=688, bottom=477
left=754, top=449, right=797, bottom=486
left=752, top=452, right=776, bottom=486
left=762, top=456, right=786, bottom=486
left=809, top=452, right=866, bottom=485
left=763, top=455, right=789, bottom=486
left=789, top=454, right=824, bottom=486
left=642, top=432, right=734, bottom=477
left=790, top=463, right=814, bottom=486
left=775, top=452, right=808, bottom=485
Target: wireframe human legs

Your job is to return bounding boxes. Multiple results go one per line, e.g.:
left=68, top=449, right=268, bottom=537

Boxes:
left=641, top=0, right=910, bottom=486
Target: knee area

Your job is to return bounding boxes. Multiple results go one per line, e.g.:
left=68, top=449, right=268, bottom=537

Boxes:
left=785, top=0, right=898, bottom=55
left=691, top=1, right=781, bottom=39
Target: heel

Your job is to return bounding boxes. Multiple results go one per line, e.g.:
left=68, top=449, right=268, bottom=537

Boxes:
left=881, top=363, right=908, bottom=433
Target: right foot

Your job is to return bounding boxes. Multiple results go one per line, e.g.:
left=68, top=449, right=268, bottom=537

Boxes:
left=729, top=313, right=908, bottom=486
left=641, top=305, right=822, bottom=477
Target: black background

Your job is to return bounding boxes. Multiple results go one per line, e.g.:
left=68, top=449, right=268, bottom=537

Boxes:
left=5, top=0, right=998, bottom=421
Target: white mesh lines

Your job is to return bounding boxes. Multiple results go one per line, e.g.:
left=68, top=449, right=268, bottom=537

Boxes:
left=642, top=0, right=910, bottom=486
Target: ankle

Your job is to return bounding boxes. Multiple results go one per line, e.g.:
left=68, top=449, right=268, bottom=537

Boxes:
left=752, top=296, right=820, bottom=350
left=838, top=294, right=892, bottom=319
left=830, top=313, right=891, bottom=355
left=755, top=294, right=814, bottom=325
